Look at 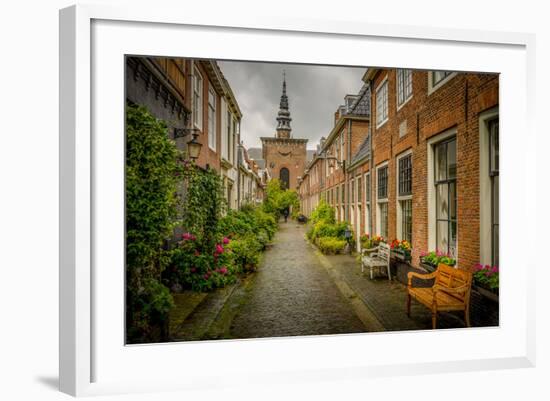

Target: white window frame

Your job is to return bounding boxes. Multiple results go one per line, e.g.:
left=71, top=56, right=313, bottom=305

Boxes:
left=364, top=172, right=371, bottom=236
left=193, top=65, right=203, bottom=129
left=427, top=127, right=457, bottom=261
left=221, top=99, right=228, bottom=160
left=396, top=69, right=413, bottom=110
left=375, top=77, right=389, bottom=128
left=396, top=149, right=413, bottom=242
left=340, top=131, right=345, bottom=162
left=479, top=107, right=499, bottom=266
left=376, top=161, right=389, bottom=238
left=428, top=71, right=457, bottom=95
left=208, top=88, right=216, bottom=151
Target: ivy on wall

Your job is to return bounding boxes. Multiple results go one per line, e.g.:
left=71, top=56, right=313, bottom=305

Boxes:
left=125, top=104, right=182, bottom=342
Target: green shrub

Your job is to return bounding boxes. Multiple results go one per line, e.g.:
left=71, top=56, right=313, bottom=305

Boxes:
left=125, top=104, right=181, bottom=342
left=309, top=200, right=335, bottom=225
left=309, top=220, right=349, bottom=241
left=228, top=236, right=263, bottom=273
left=318, top=237, right=347, bottom=255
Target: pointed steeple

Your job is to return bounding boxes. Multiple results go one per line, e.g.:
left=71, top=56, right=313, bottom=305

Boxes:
left=276, top=70, right=292, bottom=138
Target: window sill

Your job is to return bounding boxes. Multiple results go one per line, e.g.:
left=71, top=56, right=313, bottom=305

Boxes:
left=376, top=118, right=389, bottom=129
left=396, top=94, right=413, bottom=112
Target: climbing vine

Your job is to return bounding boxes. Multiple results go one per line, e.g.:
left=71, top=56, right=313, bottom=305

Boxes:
left=125, top=104, right=182, bottom=342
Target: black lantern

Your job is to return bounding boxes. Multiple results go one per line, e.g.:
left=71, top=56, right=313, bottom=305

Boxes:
left=186, top=132, right=202, bottom=160
left=344, top=227, right=352, bottom=240
left=174, top=127, right=202, bottom=161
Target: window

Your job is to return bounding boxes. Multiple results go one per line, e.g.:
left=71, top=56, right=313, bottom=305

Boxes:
left=434, top=138, right=457, bottom=257
left=341, top=184, right=345, bottom=205
left=397, top=153, right=413, bottom=243
left=377, top=164, right=389, bottom=238
left=340, top=133, right=345, bottom=161
left=233, top=120, right=238, bottom=162
left=428, top=71, right=456, bottom=94
left=335, top=137, right=340, bottom=168
left=357, top=176, right=362, bottom=205
left=351, top=179, right=355, bottom=205
left=208, top=89, right=216, bottom=150
left=397, top=69, right=413, bottom=107
left=489, top=119, right=499, bottom=266
left=226, top=111, right=232, bottom=161
left=193, top=67, right=203, bottom=129
left=432, top=71, right=452, bottom=86
left=280, top=167, right=290, bottom=190
left=377, top=165, right=388, bottom=199
left=376, top=80, right=389, bottom=127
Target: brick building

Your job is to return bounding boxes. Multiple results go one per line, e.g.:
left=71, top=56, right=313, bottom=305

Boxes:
left=260, top=73, right=308, bottom=190
left=298, top=68, right=499, bottom=270
left=126, top=56, right=262, bottom=213
left=298, top=84, right=371, bottom=240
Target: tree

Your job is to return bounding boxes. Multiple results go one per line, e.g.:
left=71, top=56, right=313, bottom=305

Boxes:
left=262, top=178, right=300, bottom=218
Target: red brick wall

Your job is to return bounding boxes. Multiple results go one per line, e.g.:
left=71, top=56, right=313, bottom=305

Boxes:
left=262, top=138, right=308, bottom=190
left=299, top=69, right=499, bottom=270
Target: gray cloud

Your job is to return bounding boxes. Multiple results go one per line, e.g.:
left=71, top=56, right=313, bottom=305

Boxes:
left=218, top=60, right=366, bottom=150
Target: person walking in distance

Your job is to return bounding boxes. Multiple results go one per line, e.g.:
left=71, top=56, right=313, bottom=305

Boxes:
left=283, top=207, right=289, bottom=223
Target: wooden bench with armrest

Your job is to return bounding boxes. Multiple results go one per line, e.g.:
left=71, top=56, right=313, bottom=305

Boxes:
left=361, top=242, right=391, bottom=281
left=406, top=263, right=472, bottom=329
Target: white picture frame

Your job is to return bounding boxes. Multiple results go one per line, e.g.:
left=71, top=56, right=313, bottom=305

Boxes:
left=59, top=4, right=536, bottom=397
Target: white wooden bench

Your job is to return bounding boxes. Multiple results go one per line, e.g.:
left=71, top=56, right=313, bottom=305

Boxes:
left=361, top=242, right=391, bottom=280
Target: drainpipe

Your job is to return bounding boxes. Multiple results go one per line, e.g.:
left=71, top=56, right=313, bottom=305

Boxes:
left=236, top=143, right=241, bottom=209
left=346, top=118, right=352, bottom=223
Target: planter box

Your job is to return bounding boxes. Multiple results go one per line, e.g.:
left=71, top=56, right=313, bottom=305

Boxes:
left=472, top=284, right=499, bottom=303
left=470, top=286, right=499, bottom=327
left=392, top=261, right=435, bottom=287
left=419, top=261, right=437, bottom=273
left=391, top=248, right=411, bottom=262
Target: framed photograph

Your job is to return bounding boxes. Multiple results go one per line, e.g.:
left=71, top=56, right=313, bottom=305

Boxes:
left=59, top=4, right=536, bottom=397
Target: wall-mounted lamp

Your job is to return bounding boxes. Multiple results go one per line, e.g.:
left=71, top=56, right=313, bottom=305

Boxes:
left=174, top=127, right=203, bottom=160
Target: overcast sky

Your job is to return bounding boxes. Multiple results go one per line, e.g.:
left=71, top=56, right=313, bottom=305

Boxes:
left=218, top=61, right=366, bottom=150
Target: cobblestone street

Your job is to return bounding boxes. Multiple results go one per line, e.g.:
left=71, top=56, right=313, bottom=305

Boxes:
left=169, top=220, right=476, bottom=343
left=228, top=222, right=367, bottom=339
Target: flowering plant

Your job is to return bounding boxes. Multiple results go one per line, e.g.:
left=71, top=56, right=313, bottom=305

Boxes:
left=390, top=239, right=411, bottom=251
left=168, top=234, right=237, bottom=292
left=420, top=250, right=456, bottom=267
left=472, top=264, right=499, bottom=291
left=360, top=234, right=385, bottom=249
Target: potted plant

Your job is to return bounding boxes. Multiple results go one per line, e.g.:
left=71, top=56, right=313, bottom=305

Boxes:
left=471, top=264, right=499, bottom=302
left=390, top=239, right=412, bottom=262
left=360, top=234, right=385, bottom=256
left=419, top=250, right=456, bottom=272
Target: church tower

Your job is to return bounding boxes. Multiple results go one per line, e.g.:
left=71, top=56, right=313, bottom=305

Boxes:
left=261, top=72, right=307, bottom=190
left=275, top=71, right=292, bottom=138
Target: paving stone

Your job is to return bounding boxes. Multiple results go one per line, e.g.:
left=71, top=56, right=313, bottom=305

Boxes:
left=229, top=222, right=366, bottom=339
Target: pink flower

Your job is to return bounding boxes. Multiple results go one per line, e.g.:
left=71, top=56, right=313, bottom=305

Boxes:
left=182, top=232, right=192, bottom=240
left=219, top=267, right=228, bottom=275
left=474, top=263, right=483, bottom=271
left=215, top=244, right=224, bottom=254
left=190, top=267, right=196, bottom=273
left=491, top=266, right=499, bottom=273
left=203, top=274, right=209, bottom=280
left=222, top=237, right=230, bottom=245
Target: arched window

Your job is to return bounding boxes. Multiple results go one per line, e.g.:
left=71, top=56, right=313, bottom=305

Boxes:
left=280, top=167, right=290, bottom=190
